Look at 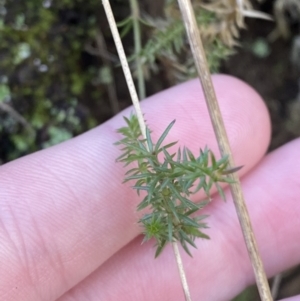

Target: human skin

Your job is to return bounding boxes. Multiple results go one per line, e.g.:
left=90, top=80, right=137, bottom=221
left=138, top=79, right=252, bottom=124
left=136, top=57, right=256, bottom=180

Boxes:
left=0, top=75, right=299, bottom=301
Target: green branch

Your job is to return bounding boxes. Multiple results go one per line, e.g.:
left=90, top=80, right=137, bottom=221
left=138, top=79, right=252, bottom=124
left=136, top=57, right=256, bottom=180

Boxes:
left=116, top=114, right=240, bottom=257
left=129, top=0, right=146, bottom=99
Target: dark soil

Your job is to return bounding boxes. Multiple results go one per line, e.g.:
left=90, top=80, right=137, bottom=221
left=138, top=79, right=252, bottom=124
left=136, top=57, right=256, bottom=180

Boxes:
left=223, top=18, right=300, bottom=152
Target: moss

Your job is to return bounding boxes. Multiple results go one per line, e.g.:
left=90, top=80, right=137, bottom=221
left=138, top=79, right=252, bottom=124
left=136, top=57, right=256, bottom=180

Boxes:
left=0, top=0, right=237, bottom=162
left=0, top=0, right=100, bottom=161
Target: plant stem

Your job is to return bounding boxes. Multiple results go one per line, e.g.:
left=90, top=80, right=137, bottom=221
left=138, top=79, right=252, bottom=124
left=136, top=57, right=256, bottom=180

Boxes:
left=95, top=29, right=120, bottom=114
left=271, top=274, right=282, bottom=299
left=102, top=0, right=146, bottom=138
left=102, top=1, right=192, bottom=299
left=0, top=102, right=35, bottom=136
left=172, top=241, right=192, bottom=301
left=129, top=0, right=146, bottom=99
left=176, top=1, right=273, bottom=301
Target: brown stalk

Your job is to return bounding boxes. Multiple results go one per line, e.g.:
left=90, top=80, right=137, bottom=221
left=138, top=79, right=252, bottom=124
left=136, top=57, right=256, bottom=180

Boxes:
left=102, top=1, right=192, bottom=299
left=176, top=0, right=273, bottom=300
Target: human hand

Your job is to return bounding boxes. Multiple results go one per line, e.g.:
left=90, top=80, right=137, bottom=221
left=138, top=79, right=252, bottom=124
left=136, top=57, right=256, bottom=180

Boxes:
left=0, top=75, right=299, bottom=301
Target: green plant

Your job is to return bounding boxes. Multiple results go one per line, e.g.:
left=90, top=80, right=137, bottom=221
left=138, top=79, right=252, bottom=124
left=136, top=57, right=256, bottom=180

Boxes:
left=115, top=0, right=272, bottom=89
left=115, top=114, right=240, bottom=257
left=0, top=0, right=99, bottom=162
left=118, top=1, right=234, bottom=83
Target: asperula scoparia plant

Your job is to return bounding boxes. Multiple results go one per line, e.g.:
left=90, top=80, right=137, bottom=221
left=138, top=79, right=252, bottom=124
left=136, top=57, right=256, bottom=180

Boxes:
left=115, top=114, right=241, bottom=257
left=102, top=0, right=274, bottom=298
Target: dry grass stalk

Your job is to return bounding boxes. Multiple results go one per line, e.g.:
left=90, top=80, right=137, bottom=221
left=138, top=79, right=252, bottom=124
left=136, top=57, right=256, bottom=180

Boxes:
left=274, top=0, right=300, bottom=39
left=200, top=0, right=272, bottom=46
left=166, top=0, right=272, bottom=47
left=176, top=0, right=273, bottom=300
left=172, top=241, right=192, bottom=301
left=102, top=0, right=193, bottom=299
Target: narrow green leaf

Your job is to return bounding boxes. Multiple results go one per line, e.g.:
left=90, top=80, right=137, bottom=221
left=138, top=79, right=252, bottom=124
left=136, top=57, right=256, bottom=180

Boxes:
left=137, top=197, right=150, bottom=210
left=215, top=182, right=226, bottom=202
left=160, top=160, right=169, bottom=171
left=168, top=183, right=199, bottom=210
left=121, top=154, right=147, bottom=163
left=160, top=178, right=170, bottom=190
left=155, top=239, right=167, bottom=258
left=155, top=120, right=176, bottom=152
left=183, top=147, right=188, bottom=162
left=193, top=230, right=210, bottom=240
left=171, top=161, right=195, bottom=174
left=219, top=177, right=235, bottom=184
left=157, top=141, right=177, bottom=153
left=139, top=213, right=152, bottom=222
left=167, top=217, right=173, bottom=242
left=146, top=178, right=159, bottom=203
left=117, top=16, right=132, bottom=27
left=137, top=140, right=148, bottom=152
left=137, top=17, right=154, bottom=28
left=167, top=199, right=180, bottom=221
left=120, top=22, right=133, bottom=38
left=179, top=229, right=197, bottom=248
left=195, top=214, right=209, bottom=222
left=162, top=148, right=176, bottom=162
left=122, top=141, right=148, bottom=155
left=136, top=178, right=146, bottom=185
left=177, top=147, right=181, bottom=162
left=145, top=126, right=153, bottom=153
left=203, top=178, right=213, bottom=196
left=193, top=176, right=205, bottom=193
left=221, top=165, right=243, bottom=175
left=210, top=151, right=217, bottom=168
left=179, top=215, right=200, bottom=228
left=199, top=148, right=209, bottom=167
left=184, top=226, right=210, bottom=239
left=179, top=238, right=193, bottom=257
left=216, top=155, right=228, bottom=166
left=186, top=148, right=196, bottom=162
left=115, top=150, right=131, bottom=162
left=168, top=171, right=186, bottom=179
left=185, top=207, right=201, bottom=216
left=124, top=115, right=131, bottom=124
left=132, top=185, right=149, bottom=191
left=125, top=167, right=140, bottom=175
left=180, top=194, right=198, bottom=210
left=141, top=234, right=149, bottom=244
left=146, top=157, right=156, bottom=169
left=125, top=173, right=152, bottom=181
left=154, top=164, right=169, bottom=173
left=183, top=179, right=194, bottom=194
left=197, top=199, right=210, bottom=210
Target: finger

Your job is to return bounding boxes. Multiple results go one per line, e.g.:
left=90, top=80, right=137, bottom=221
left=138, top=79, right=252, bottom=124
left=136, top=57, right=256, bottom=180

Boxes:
left=0, top=75, right=270, bottom=301
left=58, top=138, right=300, bottom=301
